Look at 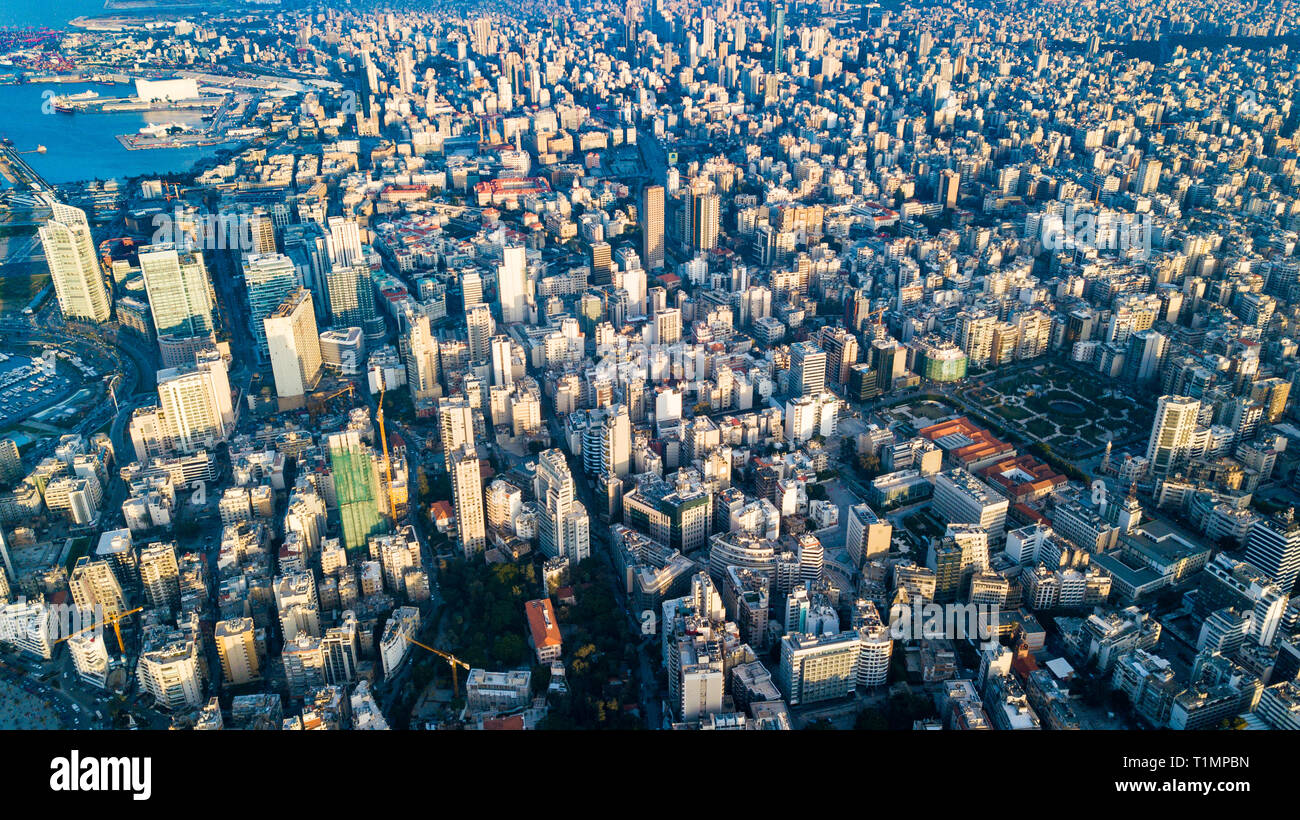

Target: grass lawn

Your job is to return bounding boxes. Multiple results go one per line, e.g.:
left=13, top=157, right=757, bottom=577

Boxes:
left=1026, top=417, right=1059, bottom=439
left=993, top=403, right=1032, bottom=421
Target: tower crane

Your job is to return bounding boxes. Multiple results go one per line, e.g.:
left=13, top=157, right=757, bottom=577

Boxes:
left=307, top=382, right=354, bottom=421
left=55, top=606, right=143, bottom=655
left=377, top=381, right=398, bottom=521
left=403, top=636, right=471, bottom=697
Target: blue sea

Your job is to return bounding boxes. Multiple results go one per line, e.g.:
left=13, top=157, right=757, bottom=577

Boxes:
left=0, top=0, right=222, bottom=184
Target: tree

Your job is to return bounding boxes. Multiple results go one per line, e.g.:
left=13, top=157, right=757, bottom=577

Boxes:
left=855, top=453, right=881, bottom=476
left=855, top=709, right=888, bottom=730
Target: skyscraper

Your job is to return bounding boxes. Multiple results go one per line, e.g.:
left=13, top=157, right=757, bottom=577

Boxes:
left=450, top=443, right=486, bottom=557
left=138, top=244, right=215, bottom=342
left=686, top=178, right=721, bottom=252
left=871, top=339, right=900, bottom=395
left=264, top=288, right=323, bottom=411
left=1145, top=395, right=1200, bottom=478
left=328, top=430, right=386, bottom=558
left=768, top=2, right=786, bottom=73
left=403, top=308, right=443, bottom=405
left=939, top=169, right=961, bottom=209
left=244, top=253, right=302, bottom=361
left=326, top=263, right=385, bottom=343
left=38, top=202, right=110, bottom=323
left=642, top=184, right=666, bottom=270
left=498, top=244, right=528, bottom=323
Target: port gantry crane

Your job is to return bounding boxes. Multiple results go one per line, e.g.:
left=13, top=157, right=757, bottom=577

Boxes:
left=54, top=606, right=143, bottom=655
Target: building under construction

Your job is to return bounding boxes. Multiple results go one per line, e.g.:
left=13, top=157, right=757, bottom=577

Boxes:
left=327, top=430, right=386, bottom=558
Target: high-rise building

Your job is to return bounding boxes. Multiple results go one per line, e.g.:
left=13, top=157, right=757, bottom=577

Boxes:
left=137, top=629, right=205, bottom=710
left=653, top=307, right=682, bottom=345
left=583, top=404, right=631, bottom=478
left=789, top=341, right=827, bottom=397
left=69, top=557, right=126, bottom=619
left=248, top=212, right=277, bottom=256
left=138, top=244, right=215, bottom=343
left=450, top=443, right=486, bottom=557
left=67, top=632, right=111, bottom=688
left=819, top=327, right=859, bottom=386
left=38, top=202, right=110, bottom=323
left=244, top=253, right=302, bottom=361
left=768, top=2, right=786, bottom=73
left=156, top=349, right=235, bottom=452
left=871, top=338, right=901, bottom=395
left=1146, top=395, right=1201, bottom=478
left=589, top=241, right=612, bottom=285
left=462, top=272, right=484, bottom=310
left=686, top=178, right=721, bottom=251
left=326, top=264, right=385, bottom=343
left=642, top=184, right=666, bottom=270
left=438, top=396, right=475, bottom=470
left=955, top=310, right=996, bottom=368
left=327, top=430, right=386, bottom=558
left=932, top=469, right=1010, bottom=543
left=467, top=303, right=495, bottom=362
left=535, top=449, right=590, bottom=562
left=498, top=245, right=528, bottom=323
left=778, top=630, right=860, bottom=706
left=139, top=542, right=180, bottom=614
left=1245, top=509, right=1300, bottom=596
left=264, top=288, right=323, bottom=411
left=846, top=504, right=891, bottom=567
left=403, top=309, right=443, bottom=405
left=489, top=335, right=514, bottom=388
left=939, top=169, right=961, bottom=209
left=0, top=438, right=22, bottom=485
left=214, top=617, right=261, bottom=685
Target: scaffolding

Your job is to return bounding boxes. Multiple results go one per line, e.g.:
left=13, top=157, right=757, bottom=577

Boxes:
left=328, top=432, right=386, bottom=558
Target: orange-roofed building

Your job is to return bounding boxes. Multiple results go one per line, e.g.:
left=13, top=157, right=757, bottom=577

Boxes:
left=979, top=454, right=1067, bottom=502
left=918, top=417, right=1016, bottom=471
left=525, top=598, right=562, bottom=663
left=1011, top=502, right=1051, bottom=527
left=481, top=714, right=526, bottom=730
left=431, top=500, right=455, bottom=533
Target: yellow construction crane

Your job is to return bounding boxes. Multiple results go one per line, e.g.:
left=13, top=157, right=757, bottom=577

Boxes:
left=377, top=381, right=398, bottom=521
left=404, top=635, right=471, bottom=696
left=307, top=382, right=355, bottom=421
left=55, top=607, right=143, bottom=655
